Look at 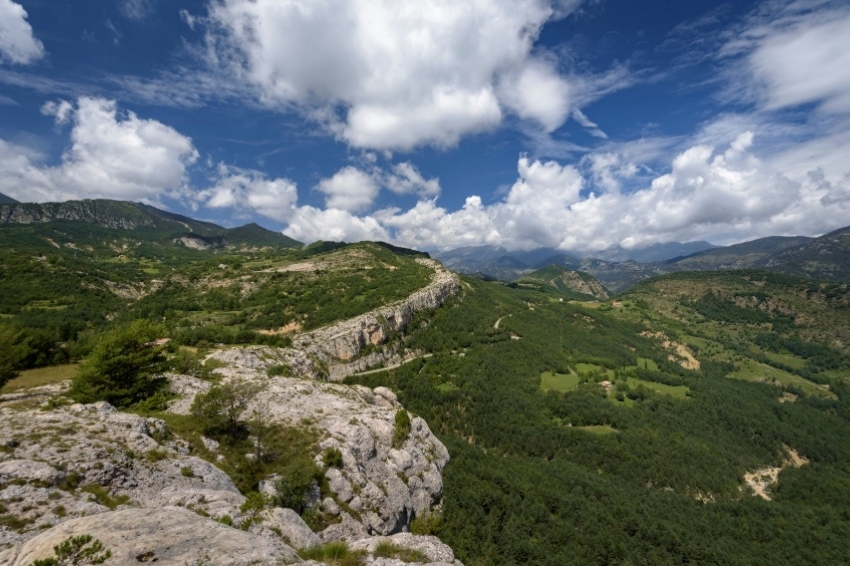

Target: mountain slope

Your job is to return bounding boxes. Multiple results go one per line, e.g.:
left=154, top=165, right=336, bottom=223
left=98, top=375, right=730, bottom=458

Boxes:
left=0, top=192, right=18, bottom=205
left=760, top=225, right=850, bottom=281
left=0, top=199, right=302, bottom=253
left=517, top=265, right=609, bottom=299
left=669, top=236, right=812, bottom=271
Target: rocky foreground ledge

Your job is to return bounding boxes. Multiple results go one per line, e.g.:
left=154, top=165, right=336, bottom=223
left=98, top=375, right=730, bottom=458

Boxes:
left=0, top=348, right=463, bottom=565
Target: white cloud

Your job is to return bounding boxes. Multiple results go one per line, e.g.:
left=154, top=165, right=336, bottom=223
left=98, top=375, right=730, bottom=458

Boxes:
left=499, top=60, right=573, bottom=132
left=0, top=0, right=44, bottom=64
left=316, top=166, right=380, bottom=213
left=198, top=165, right=298, bottom=222
left=283, top=206, right=390, bottom=243
left=725, top=1, right=850, bottom=115
left=0, top=97, right=198, bottom=203
left=280, top=131, right=844, bottom=251
left=196, top=0, right=624, bottom=150
left=384, top=162, right=441, bottom=198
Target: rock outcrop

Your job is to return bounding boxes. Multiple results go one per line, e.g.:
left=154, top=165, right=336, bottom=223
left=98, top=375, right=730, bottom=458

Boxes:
left=293, top=259, right=459, bottom=380
left=0, top=507, right=299, bottom=566
left=0, top=350, right=461, bottom=565
left=175, top=349, right=450, bottom=537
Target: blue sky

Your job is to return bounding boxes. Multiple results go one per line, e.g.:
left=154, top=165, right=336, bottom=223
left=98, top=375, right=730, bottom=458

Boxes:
left=1, top=0, right=848, bottom=252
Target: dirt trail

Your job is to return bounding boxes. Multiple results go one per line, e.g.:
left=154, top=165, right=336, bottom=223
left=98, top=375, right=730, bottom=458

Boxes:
left=350, top=354, right=434, bottom=377
left=494, top=314, right=511, bottom=329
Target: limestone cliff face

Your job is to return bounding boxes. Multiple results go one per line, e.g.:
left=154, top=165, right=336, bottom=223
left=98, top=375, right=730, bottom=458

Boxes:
left=0, top=202, right=149, bottom=229
left=293, top=259, right=460, bottom=380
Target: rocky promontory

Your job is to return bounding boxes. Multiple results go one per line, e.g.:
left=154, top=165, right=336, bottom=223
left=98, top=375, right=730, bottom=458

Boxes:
left=0, top=347, right=462, bottom=566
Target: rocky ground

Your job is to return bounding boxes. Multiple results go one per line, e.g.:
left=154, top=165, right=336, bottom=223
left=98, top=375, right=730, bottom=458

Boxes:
left=0, top=347, right=463, bottom=566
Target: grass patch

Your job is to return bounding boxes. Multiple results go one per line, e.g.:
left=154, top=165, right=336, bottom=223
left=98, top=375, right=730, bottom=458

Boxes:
left=540, top=371, right=581, bottom=392
left=635, top=358, right=659, bottom=371
left=576, top=425, right=619, bottom=435
left=80, top=484, right=130, bottom=510
left=374, top=541, right=428, bottom=563
left=2, top=364, right=78, bottom=392
left=625, top=377, right=690, bottom=399
left=730, top=360, right=834, bottom=398
left=298, top=542, right=366, bottom=565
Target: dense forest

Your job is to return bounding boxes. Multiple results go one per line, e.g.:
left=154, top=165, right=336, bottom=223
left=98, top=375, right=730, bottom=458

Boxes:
left=349, top=274, right=850, bottom=565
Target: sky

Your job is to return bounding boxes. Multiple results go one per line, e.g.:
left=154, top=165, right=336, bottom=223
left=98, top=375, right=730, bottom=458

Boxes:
left=0, top=0, right=848, bottom=252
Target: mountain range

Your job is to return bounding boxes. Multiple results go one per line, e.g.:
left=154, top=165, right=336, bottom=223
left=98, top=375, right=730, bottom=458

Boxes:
left=434, top=228, right=849, bottom=292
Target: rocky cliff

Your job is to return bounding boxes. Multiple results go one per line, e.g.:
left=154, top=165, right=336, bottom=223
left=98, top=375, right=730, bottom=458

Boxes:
left=0, top=350, right=462, bottom=566
left=293, top=259, right=460, bottom=380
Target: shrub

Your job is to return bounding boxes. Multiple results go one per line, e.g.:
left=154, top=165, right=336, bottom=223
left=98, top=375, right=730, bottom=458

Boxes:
left=31, top=534, right=111, bottom=565
left=323, top=447, right=343, bottom=469
left=273, top=459, right=322, bottom=514
left=410, top=511, right=442, bottom=536
left=69, top=321, right=168, bottom=408
left=190, top=381, right=261, bottom=438
left=392, top=409, right=411, bottom=449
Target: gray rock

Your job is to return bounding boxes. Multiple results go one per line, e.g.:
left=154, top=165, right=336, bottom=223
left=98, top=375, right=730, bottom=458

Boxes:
left=0, top=506, right=299, bottom=565
left=0, top=460, right=62, bottom=485
left=318, top=511, right=369, bottom=542
left=351, top=532, right=463, bottom=565
left=265, top=508, right=321, bottom=549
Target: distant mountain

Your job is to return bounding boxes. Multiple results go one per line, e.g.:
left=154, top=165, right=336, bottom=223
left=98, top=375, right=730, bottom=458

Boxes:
left=0, top=199, right=302, bottom=252
left=668, top=236, right=812, bottom=271
left=0, top=192, right=18, bottom=205
left=759, top=226, right=850, bottom=281
left=433, top=227, right=850, bottom=293
left=517, top=265, right=609, bottom=300
left=593, top=241, right=717, bottom=263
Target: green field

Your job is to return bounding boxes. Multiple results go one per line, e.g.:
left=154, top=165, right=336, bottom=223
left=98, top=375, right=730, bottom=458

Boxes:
left=540, top=371, right=581, bottom=392
left=622, top=377, right=690, bottom=399
left=731, top=360, right=834, bottom=398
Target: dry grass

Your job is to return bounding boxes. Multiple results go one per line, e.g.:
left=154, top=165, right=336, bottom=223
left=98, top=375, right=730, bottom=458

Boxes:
left=2, top=364, right=78, bottom=393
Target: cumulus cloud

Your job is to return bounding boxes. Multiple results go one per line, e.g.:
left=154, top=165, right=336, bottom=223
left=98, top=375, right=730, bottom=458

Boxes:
left=197, top=165, right=298, bottom=222
left=195, top=0, right=624, bottom=150
left=316, top=166, right=380, bottom=213
left=283, top=206, right=390, bottom=243
left=311, top=162, right=441, bottom=213
left=0, top=0, right=44, bottom=64
left=0, top=97, right=198, bottom=203
left=275, top=132, right=841, bottom=250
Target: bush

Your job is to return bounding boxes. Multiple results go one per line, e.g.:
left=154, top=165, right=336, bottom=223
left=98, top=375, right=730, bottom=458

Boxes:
left=410, top=512, right=442, bottom=536
left=0, top=327, right=23, bottom=389
left=393, top=409, right=411, bottom=449
left=68, top=321, right=168, bottom=408
left=190, top=381, right=261, bottom=438
left=273, top=459, right=322, bottom=514
left=31, top=534, right=111, bottom=565
left=323, top=447, right=343, bottom=469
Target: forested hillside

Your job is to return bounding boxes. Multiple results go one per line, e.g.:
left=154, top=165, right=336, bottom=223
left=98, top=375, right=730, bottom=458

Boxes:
left=349, top=272, right=850, bottom=565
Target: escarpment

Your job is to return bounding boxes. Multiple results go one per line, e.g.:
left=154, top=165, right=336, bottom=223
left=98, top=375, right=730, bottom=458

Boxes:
left=292, top=259, right=460, bottom=380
